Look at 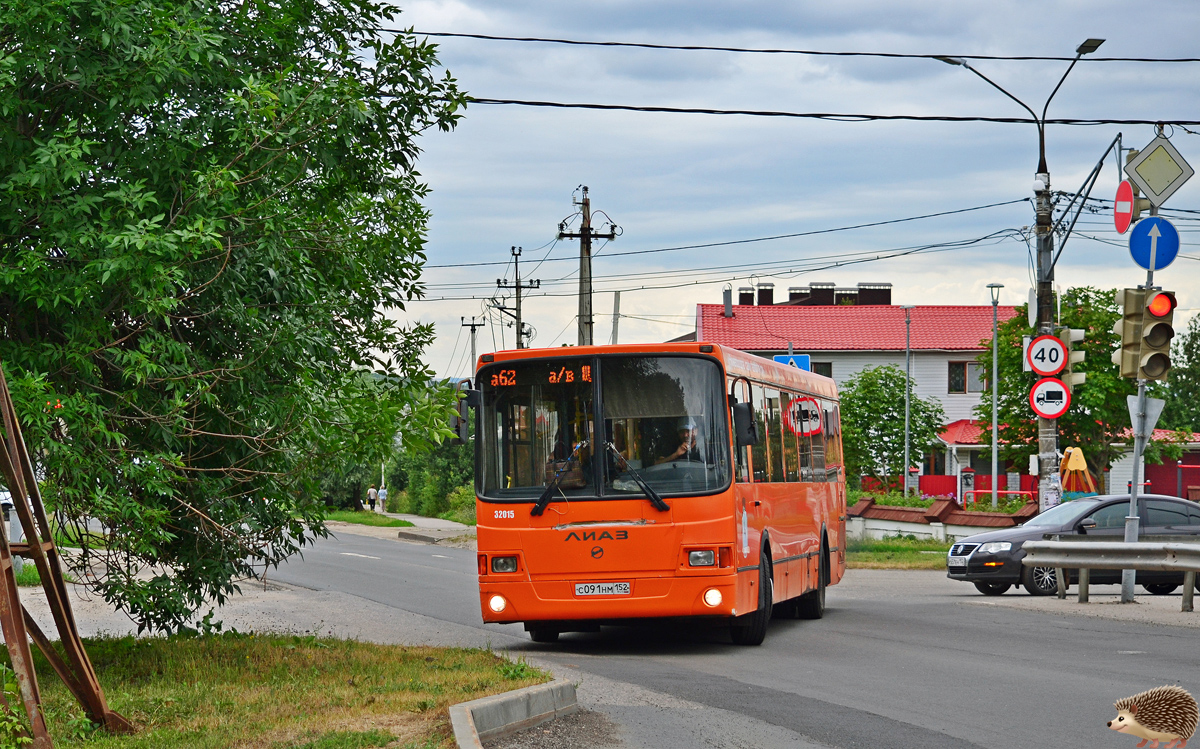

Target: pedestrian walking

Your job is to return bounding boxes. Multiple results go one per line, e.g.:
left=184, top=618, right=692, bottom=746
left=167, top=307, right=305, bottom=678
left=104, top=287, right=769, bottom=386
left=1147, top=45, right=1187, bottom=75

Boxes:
left=367, top=484, right=378, bottom=512
left=377, top=485, right=389, bottom=514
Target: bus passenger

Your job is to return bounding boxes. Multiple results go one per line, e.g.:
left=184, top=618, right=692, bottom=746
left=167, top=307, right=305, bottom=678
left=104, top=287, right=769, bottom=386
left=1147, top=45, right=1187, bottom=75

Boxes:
left=657, top=418, right=702, bottom=465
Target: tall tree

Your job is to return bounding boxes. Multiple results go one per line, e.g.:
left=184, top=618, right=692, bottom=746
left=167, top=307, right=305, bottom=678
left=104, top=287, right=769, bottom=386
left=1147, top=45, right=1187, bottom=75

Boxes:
left=0, top=0, right=465, bottom=631
left=840, top=364, right=946, bottom=486
left=1161, top=315, right=1200, bottom=432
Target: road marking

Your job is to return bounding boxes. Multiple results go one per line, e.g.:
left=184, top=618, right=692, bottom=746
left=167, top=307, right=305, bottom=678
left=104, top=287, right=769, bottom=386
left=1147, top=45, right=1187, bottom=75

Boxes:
left=339, top=552, right=381, bottom=560
left=432, top=554, right=450, bottom=559
left=1117, top=651, right=1147, bottom=655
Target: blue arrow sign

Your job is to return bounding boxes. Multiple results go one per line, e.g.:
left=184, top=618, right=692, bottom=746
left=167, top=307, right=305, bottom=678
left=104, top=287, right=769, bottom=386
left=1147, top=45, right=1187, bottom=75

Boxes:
left=1129, top=217, right=1180, bottom=271
left=773, top=354, right=811, bottom=370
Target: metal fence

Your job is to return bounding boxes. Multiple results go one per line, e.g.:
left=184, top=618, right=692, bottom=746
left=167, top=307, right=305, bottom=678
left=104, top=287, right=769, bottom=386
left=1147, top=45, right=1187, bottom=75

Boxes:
left=1021, top=538, right=1200, bottom=612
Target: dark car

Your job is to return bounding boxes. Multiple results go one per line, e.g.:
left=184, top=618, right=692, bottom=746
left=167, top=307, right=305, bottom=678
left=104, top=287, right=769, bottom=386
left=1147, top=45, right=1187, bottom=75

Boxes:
left=947, top=494, right=1200, bottom=596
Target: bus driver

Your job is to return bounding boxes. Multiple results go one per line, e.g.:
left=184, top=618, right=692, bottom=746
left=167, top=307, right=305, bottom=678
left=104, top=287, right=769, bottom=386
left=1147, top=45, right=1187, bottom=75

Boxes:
left=657, top=418, right=702, bottom=465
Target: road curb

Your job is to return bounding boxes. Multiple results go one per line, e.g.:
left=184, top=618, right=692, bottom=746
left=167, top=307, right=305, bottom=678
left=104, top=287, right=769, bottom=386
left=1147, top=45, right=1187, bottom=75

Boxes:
left=395, top=527, right=475, bottom=544
left=449, top=679, right=577, bottom=748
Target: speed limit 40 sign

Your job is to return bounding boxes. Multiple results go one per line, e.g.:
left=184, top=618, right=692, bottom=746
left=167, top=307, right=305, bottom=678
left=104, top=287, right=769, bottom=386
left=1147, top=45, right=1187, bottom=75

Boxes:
left=1026, top=335, right=1067, bottom=376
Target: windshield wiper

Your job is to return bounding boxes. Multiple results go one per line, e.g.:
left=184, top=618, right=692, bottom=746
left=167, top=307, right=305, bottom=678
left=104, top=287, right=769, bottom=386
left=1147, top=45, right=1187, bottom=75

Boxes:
left=605, top=442, right=670, bottom=512
left=531, top=440, right=588, bottom=516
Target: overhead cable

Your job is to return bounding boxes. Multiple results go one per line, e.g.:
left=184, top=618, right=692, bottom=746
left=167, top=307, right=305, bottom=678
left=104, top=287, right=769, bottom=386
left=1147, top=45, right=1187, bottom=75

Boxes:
left=423, top=198, right=1029, bottom=269
left=398, top=30, right=1200, bottom=63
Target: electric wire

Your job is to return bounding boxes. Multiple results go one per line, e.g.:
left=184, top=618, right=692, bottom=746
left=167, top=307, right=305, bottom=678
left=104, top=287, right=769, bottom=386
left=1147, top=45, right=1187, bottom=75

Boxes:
left=400, top=30, right=1200, bottom=63
left=422, top=198, right=1029, bottom=269
left=461, top=98, right=1200, bottom=127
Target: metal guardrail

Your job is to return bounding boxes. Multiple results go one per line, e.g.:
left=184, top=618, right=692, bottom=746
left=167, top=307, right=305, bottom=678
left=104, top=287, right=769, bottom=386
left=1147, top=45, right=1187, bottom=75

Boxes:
left=1022, top=540, right=1199, bottom=612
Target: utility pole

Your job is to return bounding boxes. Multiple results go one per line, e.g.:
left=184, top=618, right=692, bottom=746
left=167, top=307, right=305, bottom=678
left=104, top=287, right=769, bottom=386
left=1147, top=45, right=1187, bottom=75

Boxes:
left=558, top=187, right=617, bottom=345
left=461, top=316, right=484, bottom=373
left=935, top=38, right=1105, bottom=512
left=611, top=291, right=621, bottom=345
left=902, top=305, right=914, bottom=497
left=493, top=246, right=540, bottom=349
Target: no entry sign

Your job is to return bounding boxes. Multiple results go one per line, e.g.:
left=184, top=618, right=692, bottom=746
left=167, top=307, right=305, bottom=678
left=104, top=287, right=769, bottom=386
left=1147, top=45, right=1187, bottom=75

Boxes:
left=1026, top=334, right=1067, bottom=376
left=1029, top=377, right=1071, bottom=420
left=1115, top=180, right=1134, bottom=234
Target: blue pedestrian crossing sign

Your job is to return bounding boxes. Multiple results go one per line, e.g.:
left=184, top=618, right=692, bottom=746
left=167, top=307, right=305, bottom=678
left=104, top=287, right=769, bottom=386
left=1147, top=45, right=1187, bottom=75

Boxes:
left=1129, top=217, right=1180, bottom=271
left=773, top=354, right=811, bottom=370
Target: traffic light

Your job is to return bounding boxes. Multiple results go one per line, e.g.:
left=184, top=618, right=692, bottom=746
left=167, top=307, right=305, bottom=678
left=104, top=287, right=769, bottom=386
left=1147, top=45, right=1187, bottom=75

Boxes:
left=1111, top=288, right=1144, bottom=379
left=1138, top=290, right=1176, bottom=380
left=1058, top=327, right=1086, bottom=393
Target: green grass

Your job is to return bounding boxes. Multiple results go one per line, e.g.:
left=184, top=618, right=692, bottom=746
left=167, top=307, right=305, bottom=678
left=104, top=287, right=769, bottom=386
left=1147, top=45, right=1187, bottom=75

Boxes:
left=959, top=496, right=1027, bottom=514
left=14, top=564, right=75, bottom=587
left=849, top=490, right=936, bottom=509
left=847, top=534, right=951, bottom=570
left=6, top=634, right=550, bottom=748
left=324, top=510, right=414, bottom=528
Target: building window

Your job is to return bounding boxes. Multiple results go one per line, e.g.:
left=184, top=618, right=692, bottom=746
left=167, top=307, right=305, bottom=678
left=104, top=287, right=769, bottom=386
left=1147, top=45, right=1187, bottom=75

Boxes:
left=811, top=362, right=832, bottom=378
left=948, top=362, right=985, bottom=394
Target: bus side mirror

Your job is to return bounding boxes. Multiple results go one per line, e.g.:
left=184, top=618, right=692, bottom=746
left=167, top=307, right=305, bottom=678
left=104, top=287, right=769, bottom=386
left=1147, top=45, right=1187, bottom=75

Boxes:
left=451, top=383, right=479, bottom=444
left=465, top=389, right=481, bottom=408
left=732, top=402, right=758, bottom=447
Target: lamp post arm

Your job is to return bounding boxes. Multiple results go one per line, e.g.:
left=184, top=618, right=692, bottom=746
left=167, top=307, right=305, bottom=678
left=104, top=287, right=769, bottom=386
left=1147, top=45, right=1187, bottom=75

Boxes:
left=960, top=63, right=1043, bottom=169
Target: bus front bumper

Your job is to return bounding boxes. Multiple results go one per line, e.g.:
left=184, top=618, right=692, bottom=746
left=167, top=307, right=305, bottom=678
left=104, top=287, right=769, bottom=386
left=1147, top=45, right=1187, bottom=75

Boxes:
left=479, top=574, right=739, bottom=624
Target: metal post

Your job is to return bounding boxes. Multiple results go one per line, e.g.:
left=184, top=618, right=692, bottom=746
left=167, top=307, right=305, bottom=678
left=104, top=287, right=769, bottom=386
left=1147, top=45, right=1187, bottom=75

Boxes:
left=578, top=188, right=593, bottom=345
left=903, top=306, right=913, bottom=496
left=1121, top=201, right=1160, bottom=604
left=1078, top=567, right=1089, bottom=603
left=1184, top=571, right=1195, bottom=613
left=988, top=283, right=1003, bottom=508
left=512, top=246, right=524, bottom=349
left=1056, top=567, right=1067, bottom=599
left=611, top=291, right=620, bottom=345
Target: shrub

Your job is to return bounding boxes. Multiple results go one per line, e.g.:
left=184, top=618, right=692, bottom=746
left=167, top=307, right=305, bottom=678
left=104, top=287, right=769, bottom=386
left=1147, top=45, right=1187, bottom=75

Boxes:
left=440, top=484, right=476, bottom=526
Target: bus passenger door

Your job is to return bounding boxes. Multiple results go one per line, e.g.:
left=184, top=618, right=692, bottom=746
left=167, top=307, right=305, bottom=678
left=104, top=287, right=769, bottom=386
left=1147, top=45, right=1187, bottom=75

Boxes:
left=731, top=379, right=765, bottom=613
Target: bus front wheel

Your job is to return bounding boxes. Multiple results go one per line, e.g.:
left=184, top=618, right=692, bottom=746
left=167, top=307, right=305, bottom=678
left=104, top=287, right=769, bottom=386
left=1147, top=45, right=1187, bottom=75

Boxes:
left=528, top=627, right=559, bottom=643
left=731, top=555, right=772, bottom=646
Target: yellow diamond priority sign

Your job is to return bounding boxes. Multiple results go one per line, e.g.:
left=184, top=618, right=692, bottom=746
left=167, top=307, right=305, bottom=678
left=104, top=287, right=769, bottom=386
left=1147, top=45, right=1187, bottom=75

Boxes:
left=1125, top=136, right=1193, bottom=207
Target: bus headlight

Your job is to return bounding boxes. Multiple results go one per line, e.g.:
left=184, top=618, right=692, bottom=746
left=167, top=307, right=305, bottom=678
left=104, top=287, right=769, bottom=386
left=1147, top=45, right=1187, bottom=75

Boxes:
left=488, top=595, right=507, bottom=613
left=491, top=556, right=518, bottom=573
left=703, top=588, right=723, bottom=607
left=689, top=550, right=716, bottom=567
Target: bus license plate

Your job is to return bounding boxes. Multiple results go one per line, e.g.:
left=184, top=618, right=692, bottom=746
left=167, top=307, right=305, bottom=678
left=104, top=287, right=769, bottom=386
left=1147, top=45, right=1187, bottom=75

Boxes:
left=947, top=556, right=967, bottom=568
left=575, top=582, right=631, bottom=596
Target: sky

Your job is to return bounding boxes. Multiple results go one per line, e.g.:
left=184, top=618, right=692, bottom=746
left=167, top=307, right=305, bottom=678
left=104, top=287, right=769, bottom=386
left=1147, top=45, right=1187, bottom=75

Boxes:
left=391, top=0, right=1200, bottom=379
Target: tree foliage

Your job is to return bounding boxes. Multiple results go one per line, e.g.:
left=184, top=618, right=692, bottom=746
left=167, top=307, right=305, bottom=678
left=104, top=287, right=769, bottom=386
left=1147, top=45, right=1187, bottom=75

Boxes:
left=0, top=0, right=464, bottom=631
left=1162, top=315, right=1200, bottom=432
left=840, top=364, right=946, bottom=485
left=974, top=287, right=1184, bottom=479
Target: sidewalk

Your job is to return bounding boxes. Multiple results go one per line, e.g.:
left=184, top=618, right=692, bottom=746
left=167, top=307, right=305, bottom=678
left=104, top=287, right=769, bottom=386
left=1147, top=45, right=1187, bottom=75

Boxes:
left=326, top=512, right=476, bottom=546
left=968, top=586, right=1200, bottom=628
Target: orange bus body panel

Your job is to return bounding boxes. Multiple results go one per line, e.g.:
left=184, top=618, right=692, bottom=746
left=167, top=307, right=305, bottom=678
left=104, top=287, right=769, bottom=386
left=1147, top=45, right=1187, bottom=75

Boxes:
left=474, top=342, right=846, bottom=627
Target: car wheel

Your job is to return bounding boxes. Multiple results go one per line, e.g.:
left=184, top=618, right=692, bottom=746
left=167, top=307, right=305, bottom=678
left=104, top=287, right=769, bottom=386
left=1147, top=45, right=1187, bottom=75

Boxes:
left=796, top=545, right=828, bottom=619
left=974, top=581, right=1011, bottom=596
left=1143, top=583, right=1179, bottom=596
left=731, top=553, right=772, bottom=645
left=1022, top=565, right=1059, bottom=596
left=528, top=627, right=559, bottom=643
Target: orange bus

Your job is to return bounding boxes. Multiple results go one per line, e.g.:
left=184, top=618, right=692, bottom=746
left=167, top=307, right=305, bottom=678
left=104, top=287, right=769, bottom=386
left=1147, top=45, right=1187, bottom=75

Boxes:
left=470, top=342, right=846, bottom=645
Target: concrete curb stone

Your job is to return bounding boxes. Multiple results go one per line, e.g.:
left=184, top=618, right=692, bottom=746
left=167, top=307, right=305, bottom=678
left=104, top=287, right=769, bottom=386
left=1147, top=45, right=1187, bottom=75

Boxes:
left=450, top=679, right=578, bottom=748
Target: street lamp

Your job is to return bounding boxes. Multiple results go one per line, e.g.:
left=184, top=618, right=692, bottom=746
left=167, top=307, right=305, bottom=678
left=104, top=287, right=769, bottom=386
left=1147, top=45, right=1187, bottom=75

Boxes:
left=936, top=38, right=1104, bottom=513
left=901, top=305, right=915, bottom=496
left=987, top=283, right=1004, bottom=509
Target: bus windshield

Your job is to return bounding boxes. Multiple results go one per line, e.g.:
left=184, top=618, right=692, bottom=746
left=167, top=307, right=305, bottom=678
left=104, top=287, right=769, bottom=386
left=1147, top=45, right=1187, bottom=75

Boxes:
left=479, top=355, right=730, bottom=499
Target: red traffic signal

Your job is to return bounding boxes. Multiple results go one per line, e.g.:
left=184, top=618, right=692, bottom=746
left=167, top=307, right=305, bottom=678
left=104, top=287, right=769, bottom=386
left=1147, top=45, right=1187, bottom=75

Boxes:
left=1147, top=291, right=1176, bottom=318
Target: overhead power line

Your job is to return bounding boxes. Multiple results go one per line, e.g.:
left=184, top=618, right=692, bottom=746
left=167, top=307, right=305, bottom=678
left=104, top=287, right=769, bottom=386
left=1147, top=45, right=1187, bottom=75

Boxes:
left=462, top=97, right=1200, bottom=126
left=400, top=30, right=1200, bottom=63
left=423, top=198, right=1029, bottom=269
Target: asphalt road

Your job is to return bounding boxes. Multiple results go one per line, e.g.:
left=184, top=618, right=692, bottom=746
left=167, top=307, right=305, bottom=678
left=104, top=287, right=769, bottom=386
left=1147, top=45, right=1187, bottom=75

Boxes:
left=271, top=532, right=1199, bottom=749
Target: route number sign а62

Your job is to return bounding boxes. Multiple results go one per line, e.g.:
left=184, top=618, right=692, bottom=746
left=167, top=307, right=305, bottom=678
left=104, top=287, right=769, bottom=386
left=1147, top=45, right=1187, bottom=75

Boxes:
left=1026, top=335, right=1067, bottom=377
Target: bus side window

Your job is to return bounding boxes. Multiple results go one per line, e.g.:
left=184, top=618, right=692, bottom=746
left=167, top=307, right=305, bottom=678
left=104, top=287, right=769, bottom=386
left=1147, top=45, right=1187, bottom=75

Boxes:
left=823, top=400, right=843, bottom=481
left=730, top=378, right=751, bottom=483
left=764, top=389, right=784, bottom=483
left=779, top=392, right=800, bottom=482
left=751, top=384, right=770, bottom=482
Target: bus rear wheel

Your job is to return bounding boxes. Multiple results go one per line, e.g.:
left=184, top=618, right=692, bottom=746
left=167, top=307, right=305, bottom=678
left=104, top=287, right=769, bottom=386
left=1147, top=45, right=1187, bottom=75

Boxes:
left=731, top=555, right=772, bottom=646
left=796, top=546, right=827, bottom=620
left=528, top=627, right=559, bottom=643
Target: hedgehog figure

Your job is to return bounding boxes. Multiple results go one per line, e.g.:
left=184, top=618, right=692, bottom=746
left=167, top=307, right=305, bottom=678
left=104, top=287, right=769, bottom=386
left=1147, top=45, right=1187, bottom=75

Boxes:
left=1108, top=686, right=1198, bottom=748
